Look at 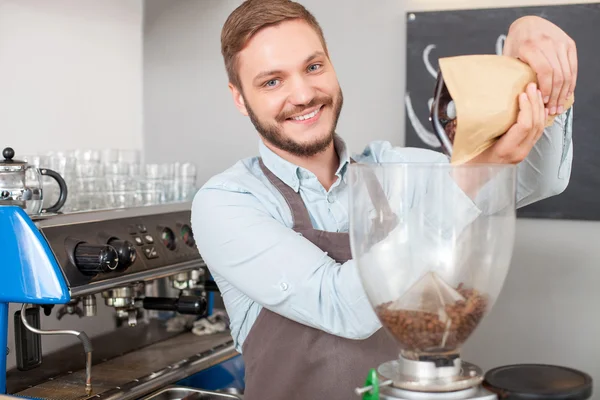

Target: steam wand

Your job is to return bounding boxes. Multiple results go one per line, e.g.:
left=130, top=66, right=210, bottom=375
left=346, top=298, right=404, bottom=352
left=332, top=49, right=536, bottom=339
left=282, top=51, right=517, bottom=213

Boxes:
left=20, top=304, right=93, bottom=396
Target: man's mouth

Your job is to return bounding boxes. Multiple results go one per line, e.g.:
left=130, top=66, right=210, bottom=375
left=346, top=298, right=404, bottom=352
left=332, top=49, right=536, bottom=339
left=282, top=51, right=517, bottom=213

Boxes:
left=286, top=105, right=324, bottom=123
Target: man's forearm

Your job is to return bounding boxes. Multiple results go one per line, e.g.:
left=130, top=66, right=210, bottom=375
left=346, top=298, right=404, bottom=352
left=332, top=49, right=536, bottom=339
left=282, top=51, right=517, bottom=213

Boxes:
left=192, top=187, right=383, bottom=340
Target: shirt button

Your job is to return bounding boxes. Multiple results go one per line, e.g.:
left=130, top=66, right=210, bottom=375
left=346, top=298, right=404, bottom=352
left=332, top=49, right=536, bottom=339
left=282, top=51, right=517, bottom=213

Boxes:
left=280, top=282, right=289, bottom=291
left=327, top=195, right=335, bottom=204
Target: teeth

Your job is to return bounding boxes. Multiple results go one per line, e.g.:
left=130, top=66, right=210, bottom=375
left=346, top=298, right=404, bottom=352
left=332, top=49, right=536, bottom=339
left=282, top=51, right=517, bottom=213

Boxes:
left=292, top=107, right=320, bottom=121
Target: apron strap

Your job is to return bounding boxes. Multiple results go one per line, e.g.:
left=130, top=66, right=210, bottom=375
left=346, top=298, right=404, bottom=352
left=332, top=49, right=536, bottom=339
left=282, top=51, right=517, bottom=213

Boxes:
left=258, top=158, right=313, bottom=231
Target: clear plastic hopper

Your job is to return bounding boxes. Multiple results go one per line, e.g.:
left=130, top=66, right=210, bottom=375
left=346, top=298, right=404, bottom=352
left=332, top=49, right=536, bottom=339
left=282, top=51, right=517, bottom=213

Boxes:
left=348, top=162, right=517, bottom=393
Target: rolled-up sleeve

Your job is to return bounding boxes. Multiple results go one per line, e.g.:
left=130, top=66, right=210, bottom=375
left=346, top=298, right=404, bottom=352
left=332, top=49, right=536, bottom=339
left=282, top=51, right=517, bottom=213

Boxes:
left=191, top=185, right=382, bottom=340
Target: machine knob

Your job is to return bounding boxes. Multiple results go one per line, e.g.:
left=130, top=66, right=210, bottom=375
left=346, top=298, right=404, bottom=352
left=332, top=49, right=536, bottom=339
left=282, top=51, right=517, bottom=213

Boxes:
left=74, top=243, right=119, bottom=276
left=107, top=239, right=137, bottom=271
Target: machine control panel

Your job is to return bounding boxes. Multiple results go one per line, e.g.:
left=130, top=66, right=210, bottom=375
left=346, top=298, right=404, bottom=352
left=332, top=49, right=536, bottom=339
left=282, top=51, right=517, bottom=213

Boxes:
left=35, top=205, right=203, bottom=294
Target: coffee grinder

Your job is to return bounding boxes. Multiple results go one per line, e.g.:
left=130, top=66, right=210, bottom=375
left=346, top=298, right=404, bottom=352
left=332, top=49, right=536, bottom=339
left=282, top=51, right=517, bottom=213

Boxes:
left=347, top=162, right=592, bottom=400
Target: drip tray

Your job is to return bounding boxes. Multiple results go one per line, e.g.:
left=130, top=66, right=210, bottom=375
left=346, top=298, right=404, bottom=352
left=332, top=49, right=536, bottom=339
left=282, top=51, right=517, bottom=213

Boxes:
left=140, top=386, right=243, bottom=400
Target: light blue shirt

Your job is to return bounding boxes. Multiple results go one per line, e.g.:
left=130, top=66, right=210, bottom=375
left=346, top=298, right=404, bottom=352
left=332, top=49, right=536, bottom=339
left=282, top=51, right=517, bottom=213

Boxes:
left=191, top=109, right=573, bottom=353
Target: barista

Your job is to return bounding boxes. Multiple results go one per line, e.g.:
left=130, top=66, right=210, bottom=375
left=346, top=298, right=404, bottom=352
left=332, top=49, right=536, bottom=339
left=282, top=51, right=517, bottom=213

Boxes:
left=191, top=1, right=577, bottom=399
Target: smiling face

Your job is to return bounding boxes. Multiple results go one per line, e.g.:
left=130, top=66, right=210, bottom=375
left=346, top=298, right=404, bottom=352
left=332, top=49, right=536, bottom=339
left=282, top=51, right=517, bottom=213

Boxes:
left=229, top=19, right=343, bottom=157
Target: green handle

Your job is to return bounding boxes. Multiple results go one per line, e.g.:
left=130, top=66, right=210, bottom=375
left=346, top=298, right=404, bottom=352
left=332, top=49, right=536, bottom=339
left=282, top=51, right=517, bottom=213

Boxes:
left=362, top=368, right=379, bottom=400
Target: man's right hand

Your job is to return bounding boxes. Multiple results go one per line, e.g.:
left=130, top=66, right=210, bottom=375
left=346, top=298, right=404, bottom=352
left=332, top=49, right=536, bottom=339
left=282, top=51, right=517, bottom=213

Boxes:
left=503, top=15, right=577, bottom=116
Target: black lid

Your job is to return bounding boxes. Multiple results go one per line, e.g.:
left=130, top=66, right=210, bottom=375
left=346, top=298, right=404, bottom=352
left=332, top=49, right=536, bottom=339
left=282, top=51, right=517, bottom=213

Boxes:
left=483, top=364, right=593, bottom=400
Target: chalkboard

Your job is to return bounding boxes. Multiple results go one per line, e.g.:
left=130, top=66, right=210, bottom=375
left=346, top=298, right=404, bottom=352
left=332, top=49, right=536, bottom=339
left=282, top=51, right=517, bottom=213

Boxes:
left=404, top=3, right=600, bottom=221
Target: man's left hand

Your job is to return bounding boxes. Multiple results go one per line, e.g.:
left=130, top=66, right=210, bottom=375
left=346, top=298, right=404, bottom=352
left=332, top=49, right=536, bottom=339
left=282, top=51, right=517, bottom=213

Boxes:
left=470, top=81, right=546, bottom=166
left=502, top=15, right=577, bottom=117
left=456, top=82, right=545, bottom=199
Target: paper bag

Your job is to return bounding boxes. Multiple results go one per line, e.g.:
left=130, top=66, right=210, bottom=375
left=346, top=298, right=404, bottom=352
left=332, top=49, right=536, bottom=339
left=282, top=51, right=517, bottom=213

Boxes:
left=437, top=54, right=575, bottom=165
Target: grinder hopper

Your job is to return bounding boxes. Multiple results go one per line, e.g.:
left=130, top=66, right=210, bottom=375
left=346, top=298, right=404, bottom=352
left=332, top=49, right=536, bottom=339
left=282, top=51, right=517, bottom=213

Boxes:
left=348, top=161, right=517, bottom=394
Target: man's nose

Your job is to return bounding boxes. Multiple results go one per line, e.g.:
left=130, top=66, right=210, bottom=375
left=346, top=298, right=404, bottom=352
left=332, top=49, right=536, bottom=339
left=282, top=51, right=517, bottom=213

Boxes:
left=287, top=75, right=316, bottom=105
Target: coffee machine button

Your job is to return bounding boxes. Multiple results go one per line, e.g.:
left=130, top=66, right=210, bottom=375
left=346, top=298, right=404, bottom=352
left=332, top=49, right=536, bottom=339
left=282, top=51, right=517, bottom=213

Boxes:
left=133, top=236, right=144, bottom=246
left=143, top=245, right=159, bottom=259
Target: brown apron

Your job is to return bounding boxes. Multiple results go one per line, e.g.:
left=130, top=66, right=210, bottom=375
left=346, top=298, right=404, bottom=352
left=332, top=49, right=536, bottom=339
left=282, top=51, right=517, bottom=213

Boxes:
left=241, top=159, right=399, bottom=400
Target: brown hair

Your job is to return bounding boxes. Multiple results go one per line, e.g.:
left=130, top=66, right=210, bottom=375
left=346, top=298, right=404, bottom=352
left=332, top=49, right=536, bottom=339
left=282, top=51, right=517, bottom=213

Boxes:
left=221, top=0, right=328, bottom=90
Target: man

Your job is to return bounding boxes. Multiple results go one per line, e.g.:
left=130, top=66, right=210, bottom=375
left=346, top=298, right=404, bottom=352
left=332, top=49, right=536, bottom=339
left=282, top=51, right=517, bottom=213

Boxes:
left=191, top=1, right=576, bottom=399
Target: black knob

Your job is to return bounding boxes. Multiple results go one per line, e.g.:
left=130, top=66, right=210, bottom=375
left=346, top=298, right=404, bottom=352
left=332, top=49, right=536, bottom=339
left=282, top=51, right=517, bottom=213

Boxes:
left=74, top=243, right=119, bottom=276
left=3, top=147, right=14, bottom=161
left=142, top=296, right=207, bottom=315
left=107, top=239, right=137, bottom=271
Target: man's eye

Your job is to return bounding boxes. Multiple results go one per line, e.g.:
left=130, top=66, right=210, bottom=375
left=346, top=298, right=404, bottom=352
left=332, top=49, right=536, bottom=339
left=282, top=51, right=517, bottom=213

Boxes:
left=308, top=64, right=322, bottom=72
left=264, top=79, right=279, bottom=87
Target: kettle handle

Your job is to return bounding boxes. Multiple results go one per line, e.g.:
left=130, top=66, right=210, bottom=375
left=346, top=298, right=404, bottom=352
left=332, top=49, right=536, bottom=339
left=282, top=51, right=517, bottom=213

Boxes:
left=40, top=168, right=68, bottom=213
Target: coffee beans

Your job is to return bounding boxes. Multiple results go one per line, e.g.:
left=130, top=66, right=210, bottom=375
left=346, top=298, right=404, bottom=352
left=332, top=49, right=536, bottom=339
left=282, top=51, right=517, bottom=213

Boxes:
left=445, top=118, right=457, bottom=142
left=375, top=284, right=488, bottom=354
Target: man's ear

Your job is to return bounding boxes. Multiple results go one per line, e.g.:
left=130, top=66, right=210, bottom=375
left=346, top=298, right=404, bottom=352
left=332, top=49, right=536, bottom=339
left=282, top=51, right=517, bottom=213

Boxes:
left=229, top=83, right=249, bottom=116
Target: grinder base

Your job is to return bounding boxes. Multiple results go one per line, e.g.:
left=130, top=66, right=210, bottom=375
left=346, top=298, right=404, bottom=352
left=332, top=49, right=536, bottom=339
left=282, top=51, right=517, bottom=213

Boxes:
left=379, top=385, right=497, bottom=400
left=378, top=356, right=483, bottom=393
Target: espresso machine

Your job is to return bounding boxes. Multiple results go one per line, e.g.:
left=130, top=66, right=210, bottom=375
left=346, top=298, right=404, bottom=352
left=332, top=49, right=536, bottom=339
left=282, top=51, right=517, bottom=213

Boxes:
left=347, top=162, right=593, bottom=400
left=0, top=148, right=244, bottom=400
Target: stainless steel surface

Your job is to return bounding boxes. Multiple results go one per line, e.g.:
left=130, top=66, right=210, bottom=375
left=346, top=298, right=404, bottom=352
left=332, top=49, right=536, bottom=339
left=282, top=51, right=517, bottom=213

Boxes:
left=83, top=295, right=97, bottom=317
left=20, top=304, right=83, bottom=339
left=101, top=284, right=144, bottom=325
left=102, top=285, right=141, bottom=300
left=399, top=356, right=463, bottom=379
left=96, top=342, right=236, bottom=400
left=140, top=386, right=242, bottom=400
left=12, top=331, right=237, bottom=400
left=378, top=358, right=483, bottom=393
left=32, top=202, right=193, bottom=227
left=85, top=352, right=92, bottom=396
left=218, top=388, right=243, bottom=396
left=7, top=320, right=183, bottom=393
left=20, top=304, right=94, bottom=397
left=0, top=165, right=25, bottom=172
left=69, top=260, right=206, bottom=297
left=380, top=386, right=497, bottom=400
left=171, top=270, right=205, bottom=292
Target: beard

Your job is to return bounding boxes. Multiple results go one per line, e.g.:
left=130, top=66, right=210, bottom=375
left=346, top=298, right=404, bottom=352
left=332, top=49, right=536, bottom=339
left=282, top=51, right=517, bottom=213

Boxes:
left=245, top=88, right=344, bottom=157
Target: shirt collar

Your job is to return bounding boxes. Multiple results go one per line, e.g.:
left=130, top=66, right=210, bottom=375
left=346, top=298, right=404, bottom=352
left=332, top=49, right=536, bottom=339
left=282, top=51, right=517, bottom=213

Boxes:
left=333, top=134, right=351, bottom=177
left=258, top=134, right=352, bottom=192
